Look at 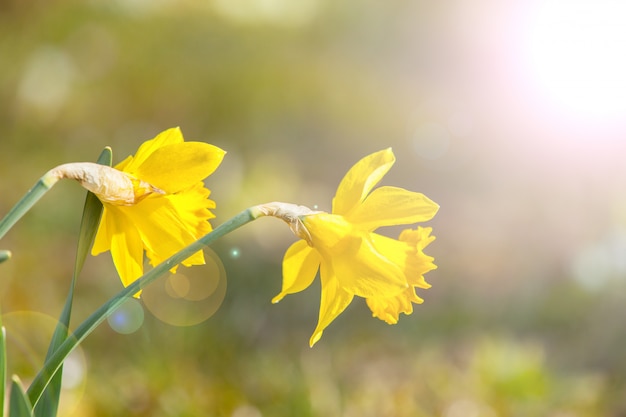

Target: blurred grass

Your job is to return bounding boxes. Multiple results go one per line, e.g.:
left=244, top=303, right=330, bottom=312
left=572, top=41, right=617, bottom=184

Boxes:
left=2, top=0, right=626, bottom=415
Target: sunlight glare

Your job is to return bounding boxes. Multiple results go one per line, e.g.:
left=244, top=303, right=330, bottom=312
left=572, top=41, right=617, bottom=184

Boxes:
left=525, top=0, right=626, bottom=124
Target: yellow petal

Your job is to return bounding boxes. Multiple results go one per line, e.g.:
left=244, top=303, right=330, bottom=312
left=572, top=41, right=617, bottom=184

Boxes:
left=332, top=148, right=395, bottom=216
left=114, top=154, right=133, bottom=172
left=347, top=186, right=439, bottom=230
left=91, top=208, right=112, bottom=256
left=331, top=234, right=407, bottom=298
left=118, top=127, right=185, bottom=172
left=121, top=197, right=205, bottom=268
left=105, top=206, right=145, bottom=288
left=310, top=262, right=354, bottom=347
left=135, top=142, right=225, bottom=193
left=273, top=240, right=321, bottom=303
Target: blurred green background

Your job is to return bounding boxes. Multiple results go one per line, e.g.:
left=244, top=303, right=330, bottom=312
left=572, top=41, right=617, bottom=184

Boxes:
left=2, top=0, right=626, bottom=415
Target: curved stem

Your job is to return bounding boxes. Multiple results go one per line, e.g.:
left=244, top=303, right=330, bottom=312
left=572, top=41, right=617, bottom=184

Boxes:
left=26, top=207, right=257, bottom=407
left=0, top=176, right=58, bottom=241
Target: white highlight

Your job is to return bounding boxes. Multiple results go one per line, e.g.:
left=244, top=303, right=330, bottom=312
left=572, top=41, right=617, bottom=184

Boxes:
left=524, top=0, right=626, bottom=124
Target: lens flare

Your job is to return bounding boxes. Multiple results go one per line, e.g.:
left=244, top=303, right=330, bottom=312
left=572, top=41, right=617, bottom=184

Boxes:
left=524, top=0, right=626, bottom=125
left=1, top=311, right=87, bottom=414
left=141, top=248, right=227, bottom=326
left=230, top=247, right=241, bottom=259
left=107, top=298, right=145, bottom=334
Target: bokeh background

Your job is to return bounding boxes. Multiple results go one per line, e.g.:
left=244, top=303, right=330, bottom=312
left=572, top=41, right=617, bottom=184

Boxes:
left=2, top=0, right=626, bottom=415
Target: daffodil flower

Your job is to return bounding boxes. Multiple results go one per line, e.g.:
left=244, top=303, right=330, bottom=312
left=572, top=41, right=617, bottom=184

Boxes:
left=271, top=148, right=438, bottom=346
left=88, top=127, right=225, bottom=292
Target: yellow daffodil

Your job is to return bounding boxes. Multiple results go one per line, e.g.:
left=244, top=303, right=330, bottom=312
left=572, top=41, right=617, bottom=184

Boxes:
left=90, top=127, right=225, bottom=292
left=272, top=148, right=438, bottom=346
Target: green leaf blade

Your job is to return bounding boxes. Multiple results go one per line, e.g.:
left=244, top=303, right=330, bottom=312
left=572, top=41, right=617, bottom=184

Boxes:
left=73, top=147, right=110, bottom=277
left=9, top=377, right=34, bottom=417
left=33, top=147, right=110, bottom=417
left=27, top=208, right=256, bottom=407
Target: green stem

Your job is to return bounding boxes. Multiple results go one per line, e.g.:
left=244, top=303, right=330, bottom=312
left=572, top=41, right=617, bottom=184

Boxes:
left=26, top=207, right=258, bottom=407
left=0, top=175, right=58, bottom=241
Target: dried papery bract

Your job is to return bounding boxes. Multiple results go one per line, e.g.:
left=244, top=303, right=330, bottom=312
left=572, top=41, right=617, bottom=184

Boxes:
left=251, top=202, right=321, bottom=245
left=45, top=162, right=164, bottom=206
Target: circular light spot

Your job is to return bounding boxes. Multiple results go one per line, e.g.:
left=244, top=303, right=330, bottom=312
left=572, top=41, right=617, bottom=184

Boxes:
left=165, top=274, right=191, bottom=299
left=570, top=228, right=626, bottom=291
left=107, top=298, right=144, bottom=334
left=142, top=248, right=227, bottom=326
left=2, top=311, right=64, bottom=373
left=231, top=404, right=263, bottom=417
left=61, top=352, right=85, bottom=390
left=1, top=311, right=87, bottom=414
left=17, top=46, right=76, bottom=116
left=230, top=247, right=241, bottom=259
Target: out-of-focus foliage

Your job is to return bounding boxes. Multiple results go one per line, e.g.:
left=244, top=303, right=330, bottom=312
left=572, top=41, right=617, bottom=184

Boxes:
left=2, top=0, right=626, bottom=415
